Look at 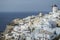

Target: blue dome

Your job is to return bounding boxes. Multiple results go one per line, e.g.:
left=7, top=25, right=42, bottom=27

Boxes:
left=52, top=4, right=57, bottom=7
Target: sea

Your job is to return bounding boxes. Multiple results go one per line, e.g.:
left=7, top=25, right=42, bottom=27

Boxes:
left=0, top=12, right=48, bottom=32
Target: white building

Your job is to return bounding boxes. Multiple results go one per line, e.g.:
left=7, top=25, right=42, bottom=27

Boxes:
left=5, top=4, right=60, bottom=40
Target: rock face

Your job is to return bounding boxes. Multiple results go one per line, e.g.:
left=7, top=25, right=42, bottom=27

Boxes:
left=4, top=25, right=14, bottom=34
left=4, top=5, right=60, bottom=40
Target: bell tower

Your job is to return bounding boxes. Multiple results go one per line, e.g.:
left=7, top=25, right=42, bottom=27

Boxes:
left=52, top=4, right=58, bottom=13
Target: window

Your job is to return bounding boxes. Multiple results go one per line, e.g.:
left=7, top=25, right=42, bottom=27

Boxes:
left=59, top=15, right=60, bottom=17
left=59, top=18, right=60, bottom=20
left=8, top=33, right=13, bottom=36
left=56, top=17, right=58, bottom=19
left=11, top=37, right=14, bottom=39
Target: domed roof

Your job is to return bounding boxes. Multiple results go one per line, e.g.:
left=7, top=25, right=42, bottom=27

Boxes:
left=52, top=4, right=57, bottom=7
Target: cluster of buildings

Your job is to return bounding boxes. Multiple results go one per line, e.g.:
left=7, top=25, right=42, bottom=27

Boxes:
left=4, top=5, right=60, bottom=40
